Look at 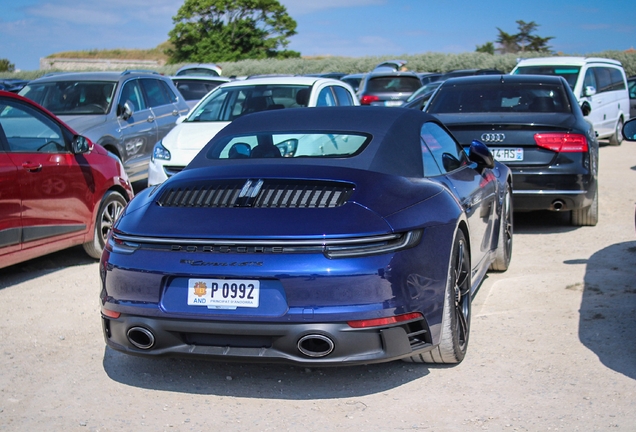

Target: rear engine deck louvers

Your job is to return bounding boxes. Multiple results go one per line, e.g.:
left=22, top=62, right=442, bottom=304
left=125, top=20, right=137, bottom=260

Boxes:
left=156, top=179, right=354, bottom=209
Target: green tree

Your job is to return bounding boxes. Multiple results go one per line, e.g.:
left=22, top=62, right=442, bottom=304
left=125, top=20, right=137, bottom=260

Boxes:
left=0, top=58, right=15, bottom=72
left=495, top=20, right=553, bottom=54
left=475, top=42, right=495, bottom=55
left=167, top=0, right=300, bottom=63
left=495, top=28, right=520, bottom=54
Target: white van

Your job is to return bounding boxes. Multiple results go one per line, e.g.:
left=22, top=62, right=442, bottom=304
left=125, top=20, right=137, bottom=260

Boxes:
left=512, top=57, right=630, bottom=145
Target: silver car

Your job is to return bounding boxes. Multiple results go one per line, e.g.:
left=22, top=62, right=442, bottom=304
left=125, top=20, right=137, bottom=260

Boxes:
left=20, top=71, right=190, bottom=183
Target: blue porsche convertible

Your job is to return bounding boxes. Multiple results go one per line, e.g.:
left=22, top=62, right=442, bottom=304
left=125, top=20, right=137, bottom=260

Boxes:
left=100, top=106, right=513, bottom=366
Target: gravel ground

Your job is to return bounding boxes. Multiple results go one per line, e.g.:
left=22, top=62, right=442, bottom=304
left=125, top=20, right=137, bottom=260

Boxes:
left=1, top=140, right=635, bottom=431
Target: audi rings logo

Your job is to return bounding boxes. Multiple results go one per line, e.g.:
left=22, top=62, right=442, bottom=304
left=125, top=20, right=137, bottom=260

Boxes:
left=481, top=133, right=506, bottom=143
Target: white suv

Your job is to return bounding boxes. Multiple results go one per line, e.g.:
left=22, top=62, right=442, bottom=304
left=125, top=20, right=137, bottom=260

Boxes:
left=148, top=76, right=359, bottom=186
left=512, top=57, right=630, bottom=145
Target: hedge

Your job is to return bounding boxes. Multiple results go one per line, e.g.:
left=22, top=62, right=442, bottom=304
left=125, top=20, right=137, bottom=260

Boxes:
left=2, top=51, right=635, bottom=80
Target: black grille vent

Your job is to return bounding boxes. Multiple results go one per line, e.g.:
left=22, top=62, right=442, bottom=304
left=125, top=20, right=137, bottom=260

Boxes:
left=156, top=179, right=354, bottom=208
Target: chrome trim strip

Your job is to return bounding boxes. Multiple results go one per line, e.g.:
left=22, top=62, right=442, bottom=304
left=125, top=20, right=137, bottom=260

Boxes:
left=113, top=233, right=400, bottom=247
left=512, top=190, right=587, bottom=195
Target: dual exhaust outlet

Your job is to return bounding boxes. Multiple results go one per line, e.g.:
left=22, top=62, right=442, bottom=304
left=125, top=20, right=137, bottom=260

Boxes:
left=126, top=326, right=335, bottom=358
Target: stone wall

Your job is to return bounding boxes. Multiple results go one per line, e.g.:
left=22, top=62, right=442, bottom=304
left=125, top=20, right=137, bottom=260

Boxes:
left=40, top=57, right=164, bottom=71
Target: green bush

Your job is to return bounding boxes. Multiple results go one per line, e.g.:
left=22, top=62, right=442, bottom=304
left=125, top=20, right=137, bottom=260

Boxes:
left=2, top=50, right=634, bottom=80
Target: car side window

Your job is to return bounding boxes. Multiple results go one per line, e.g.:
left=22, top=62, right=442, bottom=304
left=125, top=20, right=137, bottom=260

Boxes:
left=317, top=88, right=336, bottom=106
left=0, top=99, right=66, bottom=153
left=629, top=79, right=636, bottom=99
left=120, top=80, right=147, bottom=112
left=158, top=79, right=179, bottom=103
left=583, top=68, right=597, bottom=94
left=420, top=122, right=467, bottom=175
left=333, top=86, right=354, bottom=106
left=592, top=67, right=612, bottom=94
left=140, top=79, right=171, bottom=108
left=608, top=68, right=626, bottom=91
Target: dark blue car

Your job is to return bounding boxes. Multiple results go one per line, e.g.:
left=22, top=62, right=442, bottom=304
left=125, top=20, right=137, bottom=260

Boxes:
left=100, top=106, right=513, bottom=366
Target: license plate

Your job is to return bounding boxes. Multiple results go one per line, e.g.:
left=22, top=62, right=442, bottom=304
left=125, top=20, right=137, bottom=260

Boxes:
left=384, top=100, right=403, bottom=107
left=188, top=279, right=260, bottom=309
left=492, top=148, right=523, bottom=161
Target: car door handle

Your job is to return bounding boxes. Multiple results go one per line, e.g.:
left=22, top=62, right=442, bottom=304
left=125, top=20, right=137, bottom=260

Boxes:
left=147, top=116, right=155, bottom=123
left=172, top=109, right=179, bottom=116
left=22, top=162, right=43, bottom=172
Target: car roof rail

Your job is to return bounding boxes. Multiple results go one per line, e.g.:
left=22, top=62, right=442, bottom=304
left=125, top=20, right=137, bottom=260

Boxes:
left=121, top=70, right=161, bottom=76
left=39, top=72, right=69, bottom=78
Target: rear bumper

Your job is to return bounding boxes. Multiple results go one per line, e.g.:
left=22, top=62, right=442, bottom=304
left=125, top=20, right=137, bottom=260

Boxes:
left=510, top=170, right=596, bottom=212
left=102, top=314, right=433, bottom=366
left=512, top=190, right=592, bottom=212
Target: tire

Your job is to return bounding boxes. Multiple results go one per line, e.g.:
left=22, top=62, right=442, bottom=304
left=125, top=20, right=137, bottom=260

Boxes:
left=609, top=117, right=624, bottom=146
left=404, top=230, right=471, bottom=364
left=489, top=183, right=513, bottom=272
left=571, top=188, right=599, bottom=227
left=83, top=191, right=127, bottom=259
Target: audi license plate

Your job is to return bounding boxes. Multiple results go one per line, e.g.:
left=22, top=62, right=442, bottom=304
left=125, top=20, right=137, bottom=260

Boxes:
left=384, top=101, right=403, bottom=107
left=187, top=279, right=260, bottom=309
left=492, top=148, right=523, bottom=162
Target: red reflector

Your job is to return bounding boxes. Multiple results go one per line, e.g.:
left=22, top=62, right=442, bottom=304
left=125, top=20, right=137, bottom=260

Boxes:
left=534, top=133, right=588, bottom=153
left=360, top=95, right=379, bottom=105
left=347, top=312, right=422, bottom=328
left=102, top=308, right=121, bottom=319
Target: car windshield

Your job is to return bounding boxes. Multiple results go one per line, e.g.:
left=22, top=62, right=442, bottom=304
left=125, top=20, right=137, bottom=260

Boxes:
left=427, top=82, right=571, bottom=114
left=20, top=81, right=116, bottom=115
left=366, top=76, right=422, bottom=93
left=341, top=77, right=362, bottom=91
left=513, top=66, right=581, bottom=89
left=407, top=81, right=442, bottom=102
left=176, top=67, right=219, bottom=76
left=206, top=132, right=370, bottom=159
left=187, top=85, right=312, bottom=122
left=172, top=78, right=225, bottom=101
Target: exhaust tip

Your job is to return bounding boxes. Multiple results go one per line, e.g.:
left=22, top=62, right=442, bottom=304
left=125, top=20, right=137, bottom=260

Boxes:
left=297, top=334, right=335, bottom=358
left=552, top=199, right=565, bottom=211
left=127, top=326, right=155, bottom=350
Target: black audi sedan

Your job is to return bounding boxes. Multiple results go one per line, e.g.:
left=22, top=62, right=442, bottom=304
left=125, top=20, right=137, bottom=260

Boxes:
left=425, top=74, right=599, bottom=226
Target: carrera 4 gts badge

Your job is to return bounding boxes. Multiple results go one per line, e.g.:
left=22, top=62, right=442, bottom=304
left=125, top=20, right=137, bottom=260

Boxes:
left=180, top=260, right=263, bottom=267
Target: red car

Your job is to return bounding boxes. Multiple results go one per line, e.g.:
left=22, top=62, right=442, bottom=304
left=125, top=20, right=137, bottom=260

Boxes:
left=0, top=90, right=134, bottom=269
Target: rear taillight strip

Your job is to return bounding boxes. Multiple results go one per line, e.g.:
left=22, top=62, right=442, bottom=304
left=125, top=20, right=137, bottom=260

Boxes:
left=534, top=133, right=588, bottom=153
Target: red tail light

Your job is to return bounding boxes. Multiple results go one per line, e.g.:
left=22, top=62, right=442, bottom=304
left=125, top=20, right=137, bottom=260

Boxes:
left=359, top=94, right=379, bottom=105
left=534, top=133, right=588, bottom=152
left=347, top=312, right=422, bottom=328
left=102, top=308, right=121, bottom=319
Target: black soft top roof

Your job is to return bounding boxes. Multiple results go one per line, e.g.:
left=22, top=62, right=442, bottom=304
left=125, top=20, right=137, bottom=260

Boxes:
left=188, top=106, right=446, bottom=178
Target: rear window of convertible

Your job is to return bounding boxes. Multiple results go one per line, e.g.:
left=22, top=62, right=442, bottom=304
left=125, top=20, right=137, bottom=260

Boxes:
left=206, top=132, right=371, bottom=159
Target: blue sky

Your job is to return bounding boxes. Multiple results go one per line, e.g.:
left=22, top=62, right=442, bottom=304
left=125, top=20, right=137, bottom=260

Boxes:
left=1, top=0, right=635, bottom=71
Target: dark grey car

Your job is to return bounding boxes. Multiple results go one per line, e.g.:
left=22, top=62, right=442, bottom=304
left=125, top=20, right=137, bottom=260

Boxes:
left=425, top=74, right=599, bottom=226
left=19, top=71, right=190, bottom=183
left=357, top=71, right=422, bottom=106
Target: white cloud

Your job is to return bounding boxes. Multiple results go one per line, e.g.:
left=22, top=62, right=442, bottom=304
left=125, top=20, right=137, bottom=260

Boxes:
left=279, top=0, right=385, bottom=15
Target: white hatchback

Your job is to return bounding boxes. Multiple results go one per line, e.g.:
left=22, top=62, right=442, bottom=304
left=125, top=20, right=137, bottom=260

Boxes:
left=148, top=76, right=359, bottom=186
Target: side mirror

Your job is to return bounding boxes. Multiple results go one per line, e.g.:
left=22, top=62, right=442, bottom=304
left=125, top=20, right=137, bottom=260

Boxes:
left=118, top=101, right=134, bottom=120
left=176, top=115, right=187, bottom=125
left=583, top=86, right=597, bottom=97
left=72, top=135, right=92, bottom=154
left=622, top=118, right=636, bottom=141
left=468, top=140, right=495, bottom=169
left=580, top=101, right=591, bottom=116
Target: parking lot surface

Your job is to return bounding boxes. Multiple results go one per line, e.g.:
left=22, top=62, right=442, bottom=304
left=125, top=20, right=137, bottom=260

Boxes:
left=1, top=141, right=635, bottom=431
